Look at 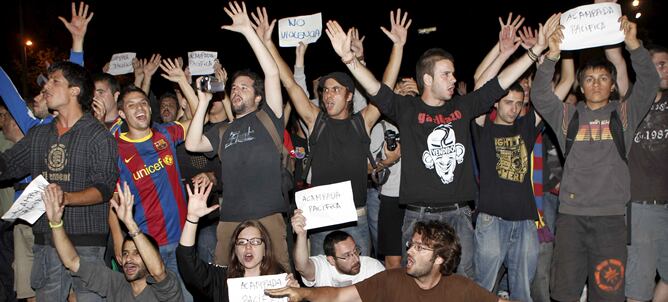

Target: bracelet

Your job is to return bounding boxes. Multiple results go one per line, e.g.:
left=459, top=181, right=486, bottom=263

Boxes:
left=546, top=53, right=561, bottom=62
left=186, top=218, right=199, bottom=225
left=527, top=48, right=539, bottom=62
left=128, top=229, right=142, bottom=238
left=49, top=220, right=64, bottom=229
left=341, top=55, right=355, bottom=65
left=356, top=55, right=364, bottom=62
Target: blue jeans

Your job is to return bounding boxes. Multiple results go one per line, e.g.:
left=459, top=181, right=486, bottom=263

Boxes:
left=309, top=210, right=370, bottom=257
left=32, top=244, right=106, bottom=302
left=366, top=188, right=380, bottom=257
left=160, top=242, right=192, bottom=302
left=401, top=205, right=475, bottom=278
left=197, top=223, right=217, bottom=264
left=474, top=213, right=539, bottom=302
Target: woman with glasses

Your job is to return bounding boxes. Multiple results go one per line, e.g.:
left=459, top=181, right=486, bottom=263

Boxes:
left=176, top=182, right=298, bottom=302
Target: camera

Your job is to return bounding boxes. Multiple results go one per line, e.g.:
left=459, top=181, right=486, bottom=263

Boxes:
left=201, top=76, right=226, bottom=93
left=384, top=129, right=400, bottom=151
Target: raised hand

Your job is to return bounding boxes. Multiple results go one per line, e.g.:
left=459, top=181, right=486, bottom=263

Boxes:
left=456, top=81, right=468, bottom=96
left=186, top=182, right=217, bottom=220
left=350, top=27, right=366, bottom=59
left=618, top=15, right=639, bottom=49
left=325, top=20, right=355, bottom=63
left=111, top=182, right=136, bottom=227
left=43, top=183, right=65, bottom=225
left=519, top=26, right=538, bottom=50
left=143, top=54, right=162, bottom=78
left=159, top=58, right=187, bottom=83
left=291, top=209, right=307, bottom=236
left=498, top=13, right=524, bottom=57
left=222, top=1, right=253, bottom=35
left=195, top=77, right=214, bottom=105
left=535, top=13, right=562, bottom=54
left=295, top=42, right=308, bottom=67
left=547, top=26, right=564, bottom=58
left=58, top=2, right=94, bottom=42
left=102, top=61, right=110, bottom=74
left=214, top=60, right=228, bottom=84
left=380, top=8, right=412, bottom=47
left=250, top=6, right=276, bottom=43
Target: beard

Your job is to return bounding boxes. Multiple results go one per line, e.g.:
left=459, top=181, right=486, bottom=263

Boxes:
left=338, top=262, right=361, bottom=275
left=407, top=258, right=433, bottom=278
left=124, top=263, right=149, bottom=282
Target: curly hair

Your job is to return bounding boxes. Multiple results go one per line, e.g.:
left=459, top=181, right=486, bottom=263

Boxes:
left=413, top=220, right=461, bottom=276
left=226, top=220, right=284, bottom=278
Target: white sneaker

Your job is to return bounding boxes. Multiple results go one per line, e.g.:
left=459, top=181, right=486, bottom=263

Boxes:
left=497, top=290, right=510, bottom=300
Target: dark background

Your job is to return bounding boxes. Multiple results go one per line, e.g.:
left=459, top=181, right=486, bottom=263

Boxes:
left=1, top=0, right=665, bottom=97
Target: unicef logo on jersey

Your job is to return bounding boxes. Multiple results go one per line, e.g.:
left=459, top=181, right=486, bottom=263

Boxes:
left=132, top=155, right=174, bottom=181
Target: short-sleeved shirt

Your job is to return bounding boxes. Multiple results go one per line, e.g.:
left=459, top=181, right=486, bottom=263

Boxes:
left=116, top=122, right=187, bottom=246
left=354, top=268, right=497, bottom=302
left=72, top=261, right=182, bottom=302
left=302, top=255, right=385, bottom=287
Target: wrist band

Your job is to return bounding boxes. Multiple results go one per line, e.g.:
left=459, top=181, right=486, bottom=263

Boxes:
left=128, top=229, right=142, bottom=238
left=546, top=53, right=561, bottom=62
left=527, top=48, right=539, bottom=62
left=186, top=218, right=199, bottom=225
left=49, top=220, right=64, bottom=229
left=341, top=55, right=355, bottom=65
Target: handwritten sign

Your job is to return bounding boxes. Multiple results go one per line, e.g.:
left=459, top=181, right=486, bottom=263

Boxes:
left=227, top=273, right=287, bottom=302
left=560, top=3, right=624, bottom=51
left=295, top=181, right=357, bottom=230
left=107, top=52, right=136, bottom=75
left=188, top=51, right=218, bottom=76
left=278, top=13, right=322, bottom=47
left=2, top=175, right=48, bottom=224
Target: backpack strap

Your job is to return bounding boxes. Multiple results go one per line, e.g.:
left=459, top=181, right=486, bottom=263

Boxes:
left=564, top=110, right=579, bottom=159
left=302, top=112, right=326, bottom=178
left=256, top=110, right=288, bottom=161
left=609, top=110, right=627, bottom=163
left=350, top=114, right=377, bottom=169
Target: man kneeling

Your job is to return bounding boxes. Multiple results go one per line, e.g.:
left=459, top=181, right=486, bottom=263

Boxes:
left=43, top=182, right=183, bottom=301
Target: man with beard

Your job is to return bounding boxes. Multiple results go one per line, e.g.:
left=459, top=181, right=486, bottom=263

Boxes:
left=44, top=181, right=182, bottom=301
left=291, top=209, right=384, bottom=287
left=266, top=220, right=503, bottom=302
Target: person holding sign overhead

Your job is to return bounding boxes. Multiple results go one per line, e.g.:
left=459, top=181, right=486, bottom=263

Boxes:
left=530, top=14, right=660, bottom=302
left=43, top=182, right=183, bottom=301
left=176, top=182, right=298, bottom=302
left=291, top=209, right=385, bottom=287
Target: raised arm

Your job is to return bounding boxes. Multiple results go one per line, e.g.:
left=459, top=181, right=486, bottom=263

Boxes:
left=185, top=78, right=215, bottom=152
left=224, top=2, right=282, bottom=118
left=326, top=20, right=382, bottom=96
left=553, top=56, right=575, bottom=101
left=293, top=42, right=311, bottom=99
left=141, top=53, right=162, bottom=95
left=59, top=2, right=93, bottom=65
left=44, top=183, right=80, bottom=273
left=214, top=61, right=234, bottom=122
left=250, top=6, right=319, bottom=128
left=475, top=13, right=524, bottom=90
left=112, top=182, right=169, bottom=281
left=290, top=209, right=316, bottom=282
left=496, top=13, right=560, bottom=89
left=160, top=57, right=198, bottom=126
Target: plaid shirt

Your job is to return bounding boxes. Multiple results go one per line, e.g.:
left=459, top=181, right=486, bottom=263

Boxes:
left=0, top=113, right=118, bottom=246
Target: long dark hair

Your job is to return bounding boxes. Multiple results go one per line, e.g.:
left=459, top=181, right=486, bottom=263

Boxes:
left=226, top=220, right=284, bottom=278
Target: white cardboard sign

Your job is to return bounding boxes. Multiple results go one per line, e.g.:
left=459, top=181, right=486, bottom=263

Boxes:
left=108, top=52, right=136, bottom=75
left=295, top=180, right=357, bottom=230
left=227, top=273, right=287, bottom=302
left=2, top=175, right=48, bottom=224
left=278, top=13, right=322, bottom=47
left=560, top=3, right=624, bottom=51
left=188, top=51, right=218, bottom=76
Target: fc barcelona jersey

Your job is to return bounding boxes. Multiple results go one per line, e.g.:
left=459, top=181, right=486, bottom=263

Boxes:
left=116, top=122, right=187, bottom=246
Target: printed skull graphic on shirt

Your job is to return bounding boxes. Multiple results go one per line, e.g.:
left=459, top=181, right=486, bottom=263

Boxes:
left=422, top=124, right=465, bottom=184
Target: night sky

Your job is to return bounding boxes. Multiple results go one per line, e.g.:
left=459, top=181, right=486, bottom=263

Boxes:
left=2, top=0, right=666, bottom=97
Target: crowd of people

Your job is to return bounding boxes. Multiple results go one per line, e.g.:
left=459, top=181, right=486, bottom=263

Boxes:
left=0, top=1, right=666, bottom=301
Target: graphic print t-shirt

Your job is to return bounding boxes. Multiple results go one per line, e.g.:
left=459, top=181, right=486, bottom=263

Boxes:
left=473, top=111, right=542, bottom=220
left=369, top=80, right=505, bottom=205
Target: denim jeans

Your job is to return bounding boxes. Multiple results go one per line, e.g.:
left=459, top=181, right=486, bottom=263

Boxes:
left=32, top=244, right=106, bottom=302
left=366, top=188, right=380, bottom=257
left=474, top=212, right=539, bottom=302
left=160, top=242, right=192, bottom=302
left=401, top=205, right=475, bottom=278
left=196, top=223, right=218, bottom=264
left=309, top=210, right=370, bottom=257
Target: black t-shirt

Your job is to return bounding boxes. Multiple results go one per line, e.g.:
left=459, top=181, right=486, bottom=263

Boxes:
left=369, top=80, right=505, bottom=206
left=473, top=110, right=542, bottom=220
left=310, top=113, right=369, bottom=208
left=290, top=132, right=308, bottom=185
left=629, top=93, right=668, bottom=200
left=204, top=107, right=286, bottom=221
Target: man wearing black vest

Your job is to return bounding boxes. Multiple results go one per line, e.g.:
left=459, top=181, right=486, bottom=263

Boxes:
left=530, top=17, right=660, bottom=301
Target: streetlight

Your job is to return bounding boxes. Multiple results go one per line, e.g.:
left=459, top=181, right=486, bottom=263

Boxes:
left=21, top=39, right=33, bottom=96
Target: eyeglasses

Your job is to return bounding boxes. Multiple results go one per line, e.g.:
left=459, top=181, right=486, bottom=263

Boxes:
left=406, top=240, right=434, bottom=252
left=334, top=246, right=361, bottom=261
left=235, top=237, right=264, bottom=246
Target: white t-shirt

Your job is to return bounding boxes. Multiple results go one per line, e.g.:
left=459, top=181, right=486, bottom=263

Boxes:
left=302, top=255, right=385, bottom=287
left=370, top=120, right=401, bottom=197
